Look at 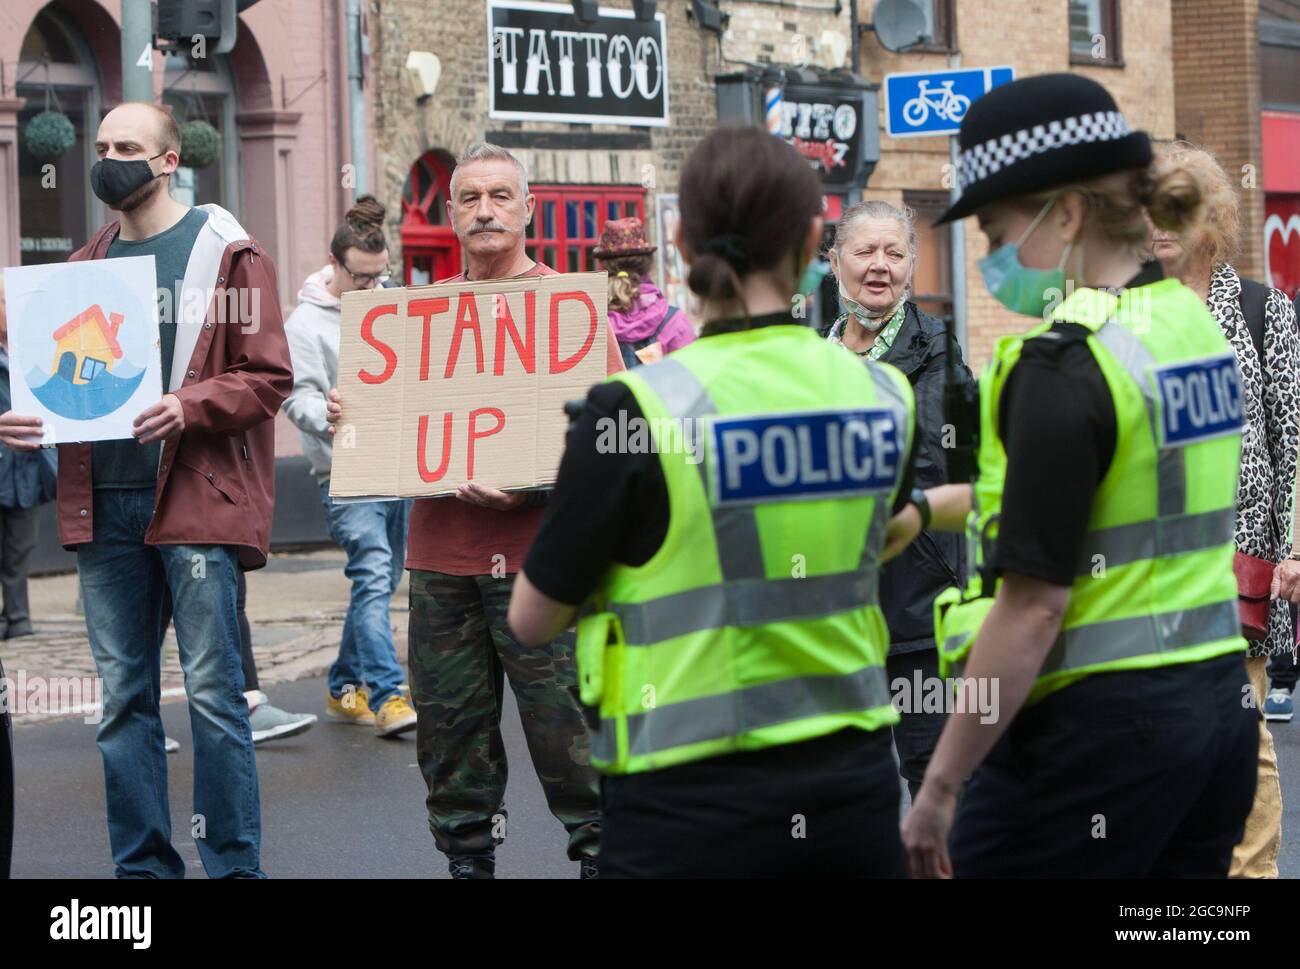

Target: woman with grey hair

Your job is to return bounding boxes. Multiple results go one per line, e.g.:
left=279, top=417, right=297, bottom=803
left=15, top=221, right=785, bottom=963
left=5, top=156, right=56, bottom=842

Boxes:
left=827, top=199, right=974, bottom=799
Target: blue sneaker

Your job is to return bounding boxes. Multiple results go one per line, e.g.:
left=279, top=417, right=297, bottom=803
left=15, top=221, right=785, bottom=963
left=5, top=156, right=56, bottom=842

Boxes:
left=1264, top=687, right=1293, bottom=722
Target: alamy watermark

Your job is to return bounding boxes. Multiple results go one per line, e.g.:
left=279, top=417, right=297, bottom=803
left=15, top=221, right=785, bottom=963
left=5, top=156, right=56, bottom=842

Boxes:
left=0, top=669, right=103, bottom=724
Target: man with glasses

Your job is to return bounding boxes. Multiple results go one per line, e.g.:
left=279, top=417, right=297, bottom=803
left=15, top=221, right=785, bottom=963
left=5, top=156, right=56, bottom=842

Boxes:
left=283, top=195, right=418, bottom=738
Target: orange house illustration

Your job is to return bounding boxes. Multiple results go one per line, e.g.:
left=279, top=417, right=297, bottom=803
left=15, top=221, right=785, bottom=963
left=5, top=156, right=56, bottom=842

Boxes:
left=50, top=303, right=124, bottom=385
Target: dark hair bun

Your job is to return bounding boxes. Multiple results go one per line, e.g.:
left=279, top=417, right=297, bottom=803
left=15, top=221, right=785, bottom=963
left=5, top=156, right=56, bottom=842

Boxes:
left=346, top=195, right=385, bottom=229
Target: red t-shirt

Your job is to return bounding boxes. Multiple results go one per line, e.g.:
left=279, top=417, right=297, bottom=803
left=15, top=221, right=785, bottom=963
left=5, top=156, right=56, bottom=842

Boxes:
left=405, top=261, right=625, bottom=576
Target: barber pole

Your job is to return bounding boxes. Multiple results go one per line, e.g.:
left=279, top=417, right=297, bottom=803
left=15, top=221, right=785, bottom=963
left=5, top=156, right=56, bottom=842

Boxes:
left=765, top=85, right=783, bottom=136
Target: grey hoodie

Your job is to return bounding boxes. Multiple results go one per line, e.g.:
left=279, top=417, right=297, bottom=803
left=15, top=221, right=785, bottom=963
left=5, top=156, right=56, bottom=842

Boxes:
left=282, top=265, right=340, bottom=484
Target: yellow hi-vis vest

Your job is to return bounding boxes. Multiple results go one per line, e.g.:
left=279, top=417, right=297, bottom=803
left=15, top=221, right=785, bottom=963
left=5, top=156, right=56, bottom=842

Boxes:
left=935, top=281, right=1247, bottom=705
left=575, top=324, right=916, bottom=775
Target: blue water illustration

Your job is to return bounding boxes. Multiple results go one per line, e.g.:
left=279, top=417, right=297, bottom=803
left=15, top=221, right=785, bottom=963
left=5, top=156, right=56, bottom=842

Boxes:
left=13, top=261, right=156, bottom=422
left=27, top=365, right=146, bottom=421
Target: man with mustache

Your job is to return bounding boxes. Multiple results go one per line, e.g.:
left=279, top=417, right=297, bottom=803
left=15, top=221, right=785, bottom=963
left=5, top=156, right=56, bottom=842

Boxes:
left=0, top=102, right=291, bottom=878
left=329, top=143, right=616, bottom=878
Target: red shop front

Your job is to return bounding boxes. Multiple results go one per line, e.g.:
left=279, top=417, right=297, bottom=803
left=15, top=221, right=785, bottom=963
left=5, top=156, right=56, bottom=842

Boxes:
left=1263, top=111, right=1300, bottom=301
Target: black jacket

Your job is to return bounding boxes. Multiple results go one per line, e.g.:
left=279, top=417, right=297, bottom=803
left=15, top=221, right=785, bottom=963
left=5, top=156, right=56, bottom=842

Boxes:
left=876, top=303, right=972, bottom=655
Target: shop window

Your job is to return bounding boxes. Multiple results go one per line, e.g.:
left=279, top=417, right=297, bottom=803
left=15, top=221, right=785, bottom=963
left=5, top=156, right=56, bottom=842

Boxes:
left=17, top=8, right=98, bottom=266
left=162, top=51, right=237, bottom=214
left=905, top=192, right=954, bottom=325
left=527, top=186, right=646, bottom=272
left=914, top=0, right=956, bottom=53
left=1262, top=40, right=1300, bottom=112
left=1070, top=0, right=1122, bottom=66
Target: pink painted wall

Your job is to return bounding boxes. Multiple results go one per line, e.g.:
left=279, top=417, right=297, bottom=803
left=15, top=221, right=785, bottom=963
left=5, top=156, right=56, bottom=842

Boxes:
left=1, top=0, right=367, bottom=459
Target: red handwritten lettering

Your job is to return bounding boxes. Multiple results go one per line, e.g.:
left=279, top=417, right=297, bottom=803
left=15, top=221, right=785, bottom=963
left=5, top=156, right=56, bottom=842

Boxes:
left=358, top=304, right=399, bottom=384
left=493, top=291, right=536, bottom=376
left=466, top=407, right=506, bottom=480
left=445, top=292, right=485, bottom=379
left=409, top=297, right=450, bottom=382
left=416, top=412, right=454, bottom=482
left=549, top=291, right=597, bottom=375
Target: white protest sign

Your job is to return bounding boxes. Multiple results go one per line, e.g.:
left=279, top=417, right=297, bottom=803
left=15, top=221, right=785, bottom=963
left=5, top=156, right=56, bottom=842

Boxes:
left=4, top=256, right=163, bottom=444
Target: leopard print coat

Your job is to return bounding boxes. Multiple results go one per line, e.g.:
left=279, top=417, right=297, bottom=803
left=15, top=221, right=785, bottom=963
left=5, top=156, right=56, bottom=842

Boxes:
left=1206, top=264, right=1300, bottom=658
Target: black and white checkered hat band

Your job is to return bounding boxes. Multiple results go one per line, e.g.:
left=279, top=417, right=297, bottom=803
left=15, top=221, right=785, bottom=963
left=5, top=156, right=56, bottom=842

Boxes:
left=957, top=111, right=1135, bottom=191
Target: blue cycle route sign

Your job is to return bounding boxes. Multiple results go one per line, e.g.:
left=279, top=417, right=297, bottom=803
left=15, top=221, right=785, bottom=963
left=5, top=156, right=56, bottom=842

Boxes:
left=883, top=66, right=1014, bottom=138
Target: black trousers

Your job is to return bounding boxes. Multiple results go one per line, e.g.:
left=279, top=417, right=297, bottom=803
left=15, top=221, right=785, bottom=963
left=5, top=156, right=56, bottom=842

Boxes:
left=1267, top=603, right=1299, bottom=691
left=0, top=505, right=38, bottom=638
left=950, top=654, right=1256, bottom=877
left=0, top=654, right=11, bottom=878
left=886, top=648, right=947, bottom=800
left=598, top=727, right=905, bottom=878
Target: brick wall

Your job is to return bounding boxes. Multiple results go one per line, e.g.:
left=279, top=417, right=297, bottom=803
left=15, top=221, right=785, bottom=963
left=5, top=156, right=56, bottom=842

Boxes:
left=369, top=0, right=853, bottom=266
left=858, top=0, right=1178, bottom=370
left=1172, top=0, right=1264, bottom=284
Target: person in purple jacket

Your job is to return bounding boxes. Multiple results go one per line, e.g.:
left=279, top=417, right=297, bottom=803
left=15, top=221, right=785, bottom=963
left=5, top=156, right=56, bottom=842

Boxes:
left=592, top=218, right=697, bottom=367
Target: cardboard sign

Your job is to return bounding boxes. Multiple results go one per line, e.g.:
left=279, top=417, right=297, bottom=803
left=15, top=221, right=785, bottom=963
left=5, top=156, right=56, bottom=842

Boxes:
left=3, top=256, right=163, bottom=444
left=329, top=271, right=609, bottom=500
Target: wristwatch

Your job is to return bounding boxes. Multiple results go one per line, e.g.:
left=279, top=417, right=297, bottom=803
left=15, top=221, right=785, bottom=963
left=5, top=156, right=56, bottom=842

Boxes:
left=909, top=488, right=932, bottom=531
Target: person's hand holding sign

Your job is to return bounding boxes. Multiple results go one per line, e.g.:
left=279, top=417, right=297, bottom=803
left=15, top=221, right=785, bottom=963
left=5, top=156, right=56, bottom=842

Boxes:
left=326, top=388, right=342, bottom=434
left=0, top=412, right=45, bottom=452
left=456, top=481, right=525, bottom=510
left=133, top=394, right=186, bottom=444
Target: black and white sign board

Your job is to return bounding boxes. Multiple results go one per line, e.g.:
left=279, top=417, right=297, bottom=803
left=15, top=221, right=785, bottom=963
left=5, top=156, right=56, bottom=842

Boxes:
left=779, top=83, right=872, bottom=189
left=488, top=0, right=669, bottom=127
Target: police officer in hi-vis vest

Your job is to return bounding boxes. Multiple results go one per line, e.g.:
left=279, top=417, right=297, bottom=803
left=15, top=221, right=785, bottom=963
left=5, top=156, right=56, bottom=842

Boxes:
left=508, top=128, right=927, bottom=878
left=891, top=74, right=1258, bottom=878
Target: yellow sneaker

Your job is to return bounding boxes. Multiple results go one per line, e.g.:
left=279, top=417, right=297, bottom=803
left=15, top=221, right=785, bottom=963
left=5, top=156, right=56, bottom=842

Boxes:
left=374, top=695, right=418, bottom=737
left=326, top=687, right=375, bottom=725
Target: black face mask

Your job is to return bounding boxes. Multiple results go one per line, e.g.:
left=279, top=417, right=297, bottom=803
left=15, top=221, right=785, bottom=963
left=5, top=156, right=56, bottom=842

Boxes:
left=90, top=151, right=165, bottom=205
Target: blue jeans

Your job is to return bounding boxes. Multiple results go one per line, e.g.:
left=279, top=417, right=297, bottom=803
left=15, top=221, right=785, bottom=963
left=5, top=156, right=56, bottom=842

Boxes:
left=320, top=482, right=409, bottom=712
left=77, top=488, right=262, bottom=878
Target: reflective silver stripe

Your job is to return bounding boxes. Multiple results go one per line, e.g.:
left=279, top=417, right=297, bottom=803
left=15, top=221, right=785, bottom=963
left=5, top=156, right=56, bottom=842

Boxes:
left=1158, top=448, right=1187, bottom=518
left=714, top=506, right=767, bottom=580
left=1074, top=507, right=1235, bottom=576
left=636, top=359, right=766, bottom=580
left=861, top=500, right=887, bottom=571
left=1040, top=600, right=1239, bottom=675
left=611, top=568, right=878, bottom=645
left=1093, top=321, right=1187, bottom=516
left=940, top=601, right=1238, bottom=683
left=634, top=357, right=716, bottom=421
left=592, top=665, right=892, bottom=762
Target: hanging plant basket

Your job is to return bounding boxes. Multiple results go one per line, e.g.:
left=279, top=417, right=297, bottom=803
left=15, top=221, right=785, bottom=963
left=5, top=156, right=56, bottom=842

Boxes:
left=179, top=119, right=221, bottom=169
left=23, top=110, right=76, bottom=161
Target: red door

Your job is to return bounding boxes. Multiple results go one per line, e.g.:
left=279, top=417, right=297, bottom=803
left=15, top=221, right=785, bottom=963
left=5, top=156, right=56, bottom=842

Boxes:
left=401, top=151, right=461, bottom=284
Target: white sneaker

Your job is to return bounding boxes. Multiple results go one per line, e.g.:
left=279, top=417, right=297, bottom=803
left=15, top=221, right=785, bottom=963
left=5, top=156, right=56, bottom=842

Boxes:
left=164, top=736, right=180, bottom=754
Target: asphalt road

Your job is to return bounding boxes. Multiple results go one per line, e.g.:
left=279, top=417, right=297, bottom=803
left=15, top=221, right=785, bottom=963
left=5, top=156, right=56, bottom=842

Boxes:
left=11, top=675, right=1300, bottom=878
left=9, top=674, right=576, bottom=878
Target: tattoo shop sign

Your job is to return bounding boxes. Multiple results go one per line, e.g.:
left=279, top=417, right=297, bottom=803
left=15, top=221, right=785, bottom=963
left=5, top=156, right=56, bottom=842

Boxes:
left=488, top=0, right=669, bottom=127
left=330, top=272, right=608, bottom=500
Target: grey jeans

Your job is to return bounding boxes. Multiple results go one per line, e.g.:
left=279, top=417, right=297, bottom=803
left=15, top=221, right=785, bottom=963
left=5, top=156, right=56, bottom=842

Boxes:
left=0, top=505, right=38, bottom=638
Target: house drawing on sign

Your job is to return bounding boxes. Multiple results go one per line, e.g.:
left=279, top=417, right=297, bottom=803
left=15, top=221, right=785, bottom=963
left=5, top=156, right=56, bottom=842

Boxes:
left=50, top=303, right=124, bottom=385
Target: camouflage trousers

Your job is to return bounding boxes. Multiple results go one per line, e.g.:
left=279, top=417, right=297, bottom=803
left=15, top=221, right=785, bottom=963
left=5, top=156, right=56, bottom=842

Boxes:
left=408, top=570, right=601, bottom=861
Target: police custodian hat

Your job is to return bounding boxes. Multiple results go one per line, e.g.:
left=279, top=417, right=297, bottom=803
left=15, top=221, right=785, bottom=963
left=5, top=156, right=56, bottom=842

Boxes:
left=935, top=73, right=1153, bottom=225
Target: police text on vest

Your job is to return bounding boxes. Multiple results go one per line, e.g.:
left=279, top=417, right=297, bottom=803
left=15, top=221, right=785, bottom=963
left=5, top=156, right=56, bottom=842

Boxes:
left=1152, top=353, right=1243, bottom=447
left=708, top=409, right=901, bottom=505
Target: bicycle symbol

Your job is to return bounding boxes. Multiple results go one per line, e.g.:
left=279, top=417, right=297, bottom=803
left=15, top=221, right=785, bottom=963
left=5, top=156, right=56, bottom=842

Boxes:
left=901, top=80, right=971, bottom=127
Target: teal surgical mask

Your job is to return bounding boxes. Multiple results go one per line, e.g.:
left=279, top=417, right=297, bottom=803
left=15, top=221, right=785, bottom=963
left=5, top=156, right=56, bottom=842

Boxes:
left=979, top=195, right=1074, bottom=318
left=797, top=256, right=830, bottom=298
left=837, top=280, right=903, bottom=332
